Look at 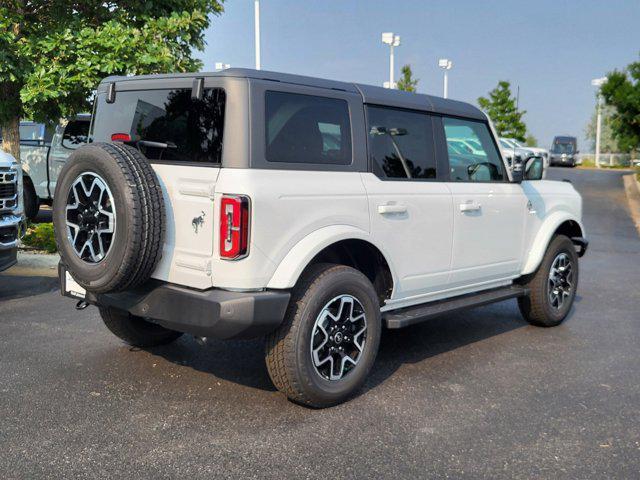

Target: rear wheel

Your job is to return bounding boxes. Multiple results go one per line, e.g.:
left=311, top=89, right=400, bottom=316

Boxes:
left=265, top=264, right=381, bottom=408
left=518, top=235, right=578, bottom=327
left=99, top=307, right=183, bottom=347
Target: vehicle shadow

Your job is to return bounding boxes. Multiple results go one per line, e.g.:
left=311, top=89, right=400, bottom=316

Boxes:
left=145, top=299, right=538, bottom=395
left=0, top=274, right=59, bottom=301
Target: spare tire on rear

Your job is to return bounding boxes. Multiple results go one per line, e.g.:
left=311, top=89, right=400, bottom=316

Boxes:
left=53, top=142, right=165, bottom=293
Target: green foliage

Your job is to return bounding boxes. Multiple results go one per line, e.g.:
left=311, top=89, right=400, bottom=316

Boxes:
left=584, top=103, right=619, bottom=153
left=397, top=64, right=418, bottom=92
left=524, top=134, right=538, bottom=147
left=22, top=222, right=57, bottom=253
left=600, top=57, right=640, bottom=153
left=478, top=81, right=527, bottom=142
left=0, top=0, right=224, bottom=154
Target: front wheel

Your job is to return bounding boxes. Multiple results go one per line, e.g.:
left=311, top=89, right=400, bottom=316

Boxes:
left=265, top=264, right=381, bottom=408
left=518, top=235, right=579, bottom=327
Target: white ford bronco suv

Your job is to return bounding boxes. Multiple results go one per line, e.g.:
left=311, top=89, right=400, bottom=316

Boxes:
left=54, top=69, right=587, bottom=407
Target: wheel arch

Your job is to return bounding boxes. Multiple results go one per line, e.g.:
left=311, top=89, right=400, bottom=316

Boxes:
left=521, top=214, right=585, bottom=275
left=266, top=225, right=396, bottom=305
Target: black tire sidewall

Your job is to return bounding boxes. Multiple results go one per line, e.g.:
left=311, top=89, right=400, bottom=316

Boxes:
left=538, top=236, right=579, bottom=322
left=23, top=178, right=39, bottom=221
left=295, top=268, right=381, bottom=405
left=53, top=146, right=134, bottom=291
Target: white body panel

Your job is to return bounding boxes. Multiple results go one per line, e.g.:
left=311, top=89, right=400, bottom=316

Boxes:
left=20, top=145, right=49, bottom=198
left=360, top=172, right=453, bottom=304
left=159, top=159, right=583, bottom=313
left=150, top=164, right=220, bottom=289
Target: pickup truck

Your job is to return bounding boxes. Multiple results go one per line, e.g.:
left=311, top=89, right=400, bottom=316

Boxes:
left=0, top=150, right=24, bottom=272
left=14, top=115, right=90, bottom=220
left=54, top=69, right=587, bottom=407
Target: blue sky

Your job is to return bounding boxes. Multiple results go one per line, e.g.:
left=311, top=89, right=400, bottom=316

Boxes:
left=197, top=0, right=640, bottom=151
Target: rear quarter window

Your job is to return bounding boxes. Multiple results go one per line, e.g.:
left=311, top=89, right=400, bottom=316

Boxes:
left=92, top=88, right=225, bottom=164
left=265, top=91, right=352, bottom=165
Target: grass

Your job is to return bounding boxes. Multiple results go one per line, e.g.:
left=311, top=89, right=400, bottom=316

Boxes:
left=22, top=222, right=57, bottom=253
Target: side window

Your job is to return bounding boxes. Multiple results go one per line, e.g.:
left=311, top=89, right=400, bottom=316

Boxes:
left=443, top=117, right=505, bottom=182
left=265, top=91, right=352, bottom=165
left=62, top=120, right=90, bottom=149
left=366, top=106, right=436, bottom=180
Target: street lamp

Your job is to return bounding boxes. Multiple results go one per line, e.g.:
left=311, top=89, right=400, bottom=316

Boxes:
left=591, top=76, right=607, bottom=169
left=215, top=62, right=231, bottom=71
left=438, top=59, right=453, bottom=99
left=254, top=0, right=261, bottom=70
left=381, top=32, right=400, bottom=89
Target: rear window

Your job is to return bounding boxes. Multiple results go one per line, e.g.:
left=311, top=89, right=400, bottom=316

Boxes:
left=92, top=88, right=226, bottom=163
left=61, top=119, right=90, bottom=150
left=265, top=91, right=352, bottom=165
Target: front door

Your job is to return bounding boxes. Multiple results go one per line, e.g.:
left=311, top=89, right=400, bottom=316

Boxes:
left=363, top=106, right=453, bottom=310
left=440, top=116, right=526, bottom=289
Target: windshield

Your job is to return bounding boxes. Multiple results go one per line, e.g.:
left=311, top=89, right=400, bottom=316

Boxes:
left=552, top=142, right=575, bottom=154
left=499, top=139, right=513, bottom=150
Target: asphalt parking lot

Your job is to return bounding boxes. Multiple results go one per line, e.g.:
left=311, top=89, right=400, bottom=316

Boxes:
left=1, top=168, right=639, bottom=479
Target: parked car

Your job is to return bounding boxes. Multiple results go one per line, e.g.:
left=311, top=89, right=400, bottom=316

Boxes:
left=16, top=115, right=90, bottom=220
left=502, top=137, right=550, bottom=170
left=498, top=137, right=531, bottom=166
left=54, top=69, right=587, bottom=407
left=549, top=136, right=578, bottom=167
left=0, top=150, right=24, bottom=272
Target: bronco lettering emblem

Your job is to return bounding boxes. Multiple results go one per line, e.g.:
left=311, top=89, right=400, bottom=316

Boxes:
left=192, top=211, right=205, bottom=233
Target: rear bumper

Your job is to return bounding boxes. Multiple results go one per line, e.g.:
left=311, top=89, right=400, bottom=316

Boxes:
left=59, top=264, right=291, bottom=340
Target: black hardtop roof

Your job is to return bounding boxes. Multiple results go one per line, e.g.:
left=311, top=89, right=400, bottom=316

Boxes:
left=100, top=68, right=485, bottom=120
left=553, top=136, right=577, bottom=142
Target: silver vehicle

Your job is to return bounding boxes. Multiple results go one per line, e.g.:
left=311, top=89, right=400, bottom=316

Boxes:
left=0, top=150, right=24, bottom=272
left=502, top=137, right=550, bottom=170
left=15, top=116, right=90, bottom=220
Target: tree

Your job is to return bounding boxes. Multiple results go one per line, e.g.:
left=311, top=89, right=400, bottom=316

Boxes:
left=477, top=81, right=527, bottom=141
left=584, top=103, right=619, bottom=153
left=396, top=64, right=418, bottom=92
left=600, top=58, right=640, bottom=153
left=524, top=134, right=538, bottom=147
left=0, top=1, right=224, bottom=160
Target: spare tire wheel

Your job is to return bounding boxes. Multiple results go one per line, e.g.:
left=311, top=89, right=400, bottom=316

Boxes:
left=53, top=142, right=165, bottom=293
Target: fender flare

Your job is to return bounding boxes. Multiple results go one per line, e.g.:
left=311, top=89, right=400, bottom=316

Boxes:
left=521, top=212, right=585, bottom=275
left=266, top=224, right=398, bottom=291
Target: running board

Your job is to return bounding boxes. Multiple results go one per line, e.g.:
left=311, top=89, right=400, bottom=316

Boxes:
left=383, top=285, right=529, bottom=329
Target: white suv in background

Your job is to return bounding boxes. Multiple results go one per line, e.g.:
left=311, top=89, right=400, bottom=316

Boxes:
left=54, top=69, right=587, bottom=407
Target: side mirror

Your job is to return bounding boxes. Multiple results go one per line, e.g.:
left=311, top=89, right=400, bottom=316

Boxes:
left=510, top=156, right=524, bottom=183
left=524, top=156, right=544, bottom=181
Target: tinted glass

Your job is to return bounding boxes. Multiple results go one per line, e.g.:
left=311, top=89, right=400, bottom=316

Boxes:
left=61, top=120, right=90, bottom=149
left=265, top=91, right=351, bottom=165
left=366, top=106, right=436, bottom=180
left=443, top=117, right=505, bottom=182
left=92, top=88, right=225, bottom=163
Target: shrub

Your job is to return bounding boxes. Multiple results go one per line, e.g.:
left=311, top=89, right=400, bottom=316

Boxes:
left=22, top=222, right=57, bottom=253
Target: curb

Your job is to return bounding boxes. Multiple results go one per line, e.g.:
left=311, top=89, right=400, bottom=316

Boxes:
left=1, top=252, right=60, bottom=278
left=622, top=174, right=640, bottom=237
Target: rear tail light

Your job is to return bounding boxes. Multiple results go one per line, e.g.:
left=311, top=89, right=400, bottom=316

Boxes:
left=220, top=195, right=250, bottom=260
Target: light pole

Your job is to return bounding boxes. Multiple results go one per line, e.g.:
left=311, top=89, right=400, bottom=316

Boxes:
left=438, top=59, right=453, bottom=98
left=254, top=0, right=261, bottom=70
left=381, top=32, right=400, bottom=89
left=591, top=77, right=607, bottom=168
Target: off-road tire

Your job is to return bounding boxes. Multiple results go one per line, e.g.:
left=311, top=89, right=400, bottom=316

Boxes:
left=518, top=235, right=578, bottom=327
left=23, top=177, right=39, bottom=221
left=99, top=307, right=183, bottom=347
left=53, top=142, right=165, bottom=293
left=265, top=263, right=381, bottom=408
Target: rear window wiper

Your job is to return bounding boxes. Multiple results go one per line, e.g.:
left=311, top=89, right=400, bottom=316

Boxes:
left=137, top=140, right=177, bottom=149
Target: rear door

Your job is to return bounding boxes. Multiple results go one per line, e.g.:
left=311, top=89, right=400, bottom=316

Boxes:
left=91, top=79, right=229, bottom=288
left=362, top=105, right=454, bottom=309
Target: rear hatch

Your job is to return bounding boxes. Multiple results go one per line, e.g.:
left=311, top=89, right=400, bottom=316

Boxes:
left=91, top=82, right=226, bottom=289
